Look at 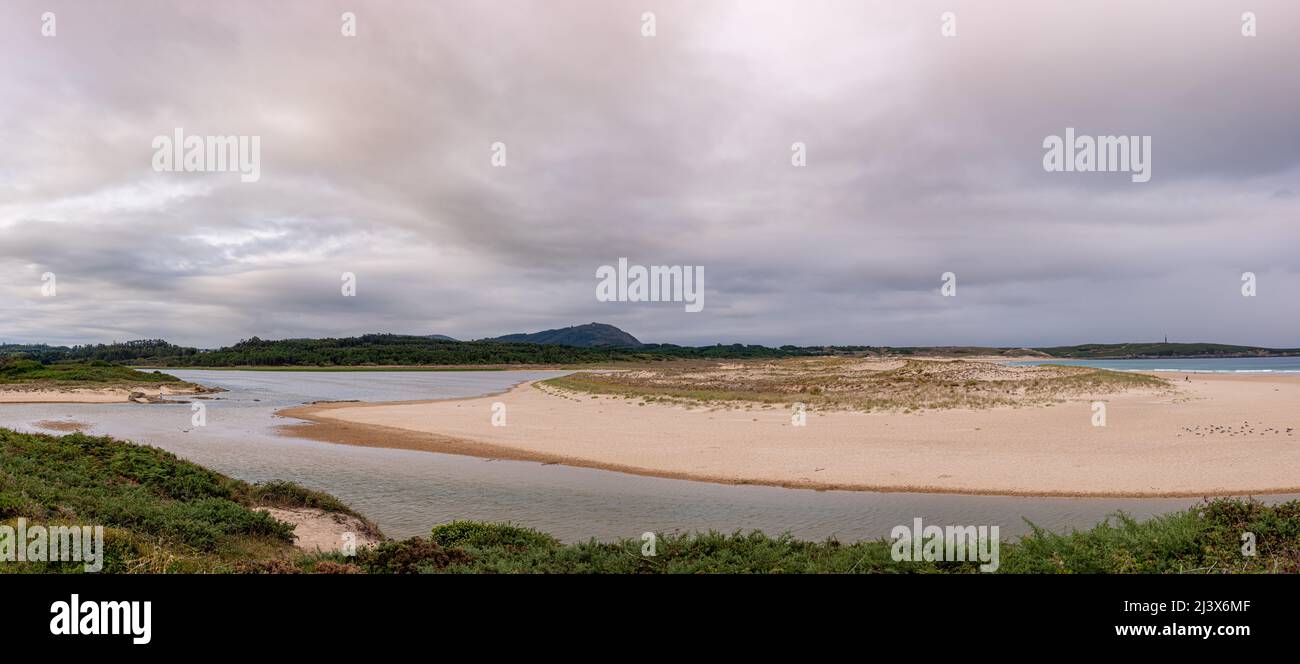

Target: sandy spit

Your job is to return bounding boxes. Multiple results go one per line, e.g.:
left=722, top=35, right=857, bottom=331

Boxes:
left=0, top=384, right=210, bottom=404
left=276, top=373, right=1300, bottom=498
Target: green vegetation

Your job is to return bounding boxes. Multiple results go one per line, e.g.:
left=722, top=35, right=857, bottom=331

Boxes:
left=3, top=428, right=1295, bottom=574
left=160, top=365, right=511, bottom=372
left=297, top=499, right=1299, bottom=574
left=242, top=479, right=368, bottom=520
left=430, top=520, right=560, bottom=549
left=0, top=339, right=199, bottom=364
left=543, top=358, right=1167, bottom=412
left=0, top=358, right=184, bottom=386
left=999, top=501, right=1299, bottom=574
left=0, top=428, right=377, bottom=572
left=1, top=335, right=809, bottom=368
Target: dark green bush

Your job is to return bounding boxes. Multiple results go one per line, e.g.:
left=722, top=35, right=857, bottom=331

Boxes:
left=430, top=521, right=559, bottom=550
left=356, top=537, right=473, bottom=574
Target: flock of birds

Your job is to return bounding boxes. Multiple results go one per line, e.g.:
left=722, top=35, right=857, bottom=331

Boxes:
left=1178, top=421, right=1295, bottom=438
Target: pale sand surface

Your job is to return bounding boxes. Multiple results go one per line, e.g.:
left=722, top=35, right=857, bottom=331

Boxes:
left=0, top=384, right=206, bottom=404
left=278, top=373, right=1300, bottom=497
left=259, top=507, right=382, bottom=552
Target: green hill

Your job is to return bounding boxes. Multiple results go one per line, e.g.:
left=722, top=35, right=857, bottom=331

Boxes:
left=489, top=322, right=642, bottom=347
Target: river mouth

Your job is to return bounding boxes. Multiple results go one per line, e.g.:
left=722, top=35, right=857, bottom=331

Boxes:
left=0, top=369, right=1291, bottom=542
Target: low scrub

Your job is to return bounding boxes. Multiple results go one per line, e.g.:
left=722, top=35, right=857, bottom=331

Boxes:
left=306, top=500, right=1299, bottom=574
left=0, top=358, right=184, bottom=385
left=0, top=428, right=371, bottom=572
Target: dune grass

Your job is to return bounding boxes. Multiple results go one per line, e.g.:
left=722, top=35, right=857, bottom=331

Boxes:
left=543, top=358, right=1167, bottom=412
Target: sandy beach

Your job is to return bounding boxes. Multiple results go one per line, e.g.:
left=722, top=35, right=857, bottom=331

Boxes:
left=0, top=384, right=210, bottom=404
left=278, top=371, right=1300, bottom=498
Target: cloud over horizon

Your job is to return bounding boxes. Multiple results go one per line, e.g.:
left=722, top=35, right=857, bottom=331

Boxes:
left=2, top=1, right=1298, bottom=348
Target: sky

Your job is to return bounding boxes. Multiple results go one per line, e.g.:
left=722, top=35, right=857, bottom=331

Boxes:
left=2, top=0, right=1298, bottom=348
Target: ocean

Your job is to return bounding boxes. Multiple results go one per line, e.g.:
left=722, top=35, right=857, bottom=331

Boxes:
left=1008, top=356, right=1300, bottom=373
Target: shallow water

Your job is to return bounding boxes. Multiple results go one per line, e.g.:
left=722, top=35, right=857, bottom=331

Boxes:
left=1, top=369, right=1292, bottom=542
left=1009, top=357, right=1300, bottom=373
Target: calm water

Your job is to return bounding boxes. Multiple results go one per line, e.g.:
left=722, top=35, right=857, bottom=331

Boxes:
left=1, top=369, right=1292, bottom=542
left=1009, top=357, right=1300, bottom=373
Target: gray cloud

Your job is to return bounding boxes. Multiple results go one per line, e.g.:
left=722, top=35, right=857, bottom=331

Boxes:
left=2, top=0, right=1298, bottom=348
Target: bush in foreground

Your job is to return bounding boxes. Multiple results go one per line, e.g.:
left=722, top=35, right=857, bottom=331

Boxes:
left=302, top=502, right=1299, bottom=574
left=0, top=428, right=375, bottom=572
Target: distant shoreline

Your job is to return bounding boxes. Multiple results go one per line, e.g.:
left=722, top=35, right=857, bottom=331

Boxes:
left=147, top=355, right=1300, bottom=372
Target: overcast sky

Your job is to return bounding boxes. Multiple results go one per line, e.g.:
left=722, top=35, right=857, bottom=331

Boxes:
left=2, top=1, right=1298, bottom=348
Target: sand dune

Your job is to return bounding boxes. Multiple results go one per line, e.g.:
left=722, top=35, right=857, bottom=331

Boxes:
left=278, top=373, right=1300, bottom=497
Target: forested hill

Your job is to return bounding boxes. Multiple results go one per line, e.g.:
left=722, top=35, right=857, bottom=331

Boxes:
left=489, top=323, right=643, bottom=348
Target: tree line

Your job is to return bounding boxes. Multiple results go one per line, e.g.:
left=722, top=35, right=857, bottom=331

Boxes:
left=0, top=334, right=819, bottom=367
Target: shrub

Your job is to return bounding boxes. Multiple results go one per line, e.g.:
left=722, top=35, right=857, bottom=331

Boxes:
left=356, top=537, right=473, bottom=574
left=246, top=480, right=354, bottom=514
left=313, top=561, right=365, bottom=574
left=430, top=521, right=559, bottom=550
